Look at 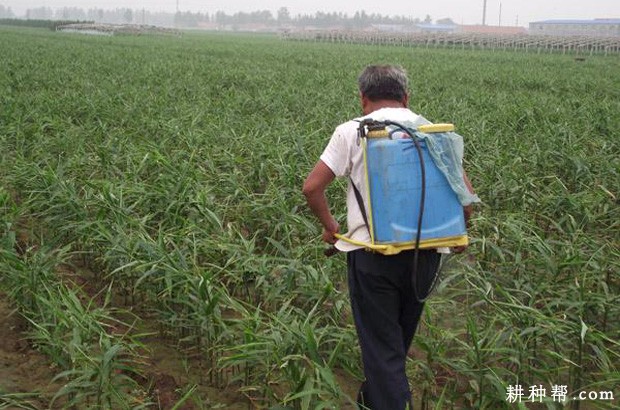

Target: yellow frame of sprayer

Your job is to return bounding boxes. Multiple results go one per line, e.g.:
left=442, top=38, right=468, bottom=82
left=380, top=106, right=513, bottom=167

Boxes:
left=335, top=123, right=468, bottom=255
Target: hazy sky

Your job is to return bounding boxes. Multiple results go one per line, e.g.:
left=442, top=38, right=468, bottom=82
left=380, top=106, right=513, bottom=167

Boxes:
left=3, top=0, right=620, bottom=26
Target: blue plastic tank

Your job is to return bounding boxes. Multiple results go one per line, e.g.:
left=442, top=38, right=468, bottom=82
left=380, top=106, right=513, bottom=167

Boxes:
left=365, top=136, right=466, bottom=245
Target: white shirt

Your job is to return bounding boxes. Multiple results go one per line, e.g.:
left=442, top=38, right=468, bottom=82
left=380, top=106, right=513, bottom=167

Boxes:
left=320, top=107, right=432, bottom=252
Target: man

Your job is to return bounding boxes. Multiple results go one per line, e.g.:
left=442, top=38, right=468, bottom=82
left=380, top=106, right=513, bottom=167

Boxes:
left=302, top=65, right=475, bottom=409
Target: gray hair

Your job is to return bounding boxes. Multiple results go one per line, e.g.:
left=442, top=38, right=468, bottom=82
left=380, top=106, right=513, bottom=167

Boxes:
left=358, top=65, right=409, bottom=102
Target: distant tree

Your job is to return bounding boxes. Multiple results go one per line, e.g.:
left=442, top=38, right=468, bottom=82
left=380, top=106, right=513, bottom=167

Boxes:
left=352, top=10, right=370, bottom=28
left=0, top=5, right=15, bottom=18
left=26, top=7, right=53, bottom=20
left=87, top=8, right=104, bottom=22
left=124, top=8, right=133, bottom=24
left=174, top=11, right=210, bottom=27
left=277, top=7, right=290, bottom=24
left=215, top=11, right=227, bottom=25
left=257, top=10, right=274, bottom=23
left=436, top=17, right=456, bottom=25
left=9, top=4, right=434, bottom=31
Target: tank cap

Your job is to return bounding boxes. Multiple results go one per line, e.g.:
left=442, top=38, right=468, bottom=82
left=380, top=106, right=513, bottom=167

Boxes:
left=367, top=129, right=390, bottom=138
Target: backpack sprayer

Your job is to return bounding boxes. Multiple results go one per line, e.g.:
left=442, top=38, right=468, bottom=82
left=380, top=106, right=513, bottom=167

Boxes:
left=326, top=119, right=470, bottom=301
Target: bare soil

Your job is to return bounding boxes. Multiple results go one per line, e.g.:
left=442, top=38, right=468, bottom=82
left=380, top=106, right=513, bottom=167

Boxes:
left=0, top=293, right=64, bottom=409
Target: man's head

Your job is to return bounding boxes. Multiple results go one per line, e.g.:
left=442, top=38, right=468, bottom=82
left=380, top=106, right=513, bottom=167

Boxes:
left=358, top=65, right=409, bottom=114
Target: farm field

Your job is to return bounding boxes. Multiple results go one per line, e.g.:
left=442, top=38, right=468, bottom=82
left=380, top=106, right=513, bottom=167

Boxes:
left=0, top=26, right=619, bottom=409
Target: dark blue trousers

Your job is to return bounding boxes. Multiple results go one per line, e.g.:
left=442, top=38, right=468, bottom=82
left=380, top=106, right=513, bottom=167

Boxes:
left=347, top=249, right=441, bottom=410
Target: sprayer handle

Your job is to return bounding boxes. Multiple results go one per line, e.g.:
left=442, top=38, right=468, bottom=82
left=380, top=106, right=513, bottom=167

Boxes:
left=324, top=246, right=340, bottom=257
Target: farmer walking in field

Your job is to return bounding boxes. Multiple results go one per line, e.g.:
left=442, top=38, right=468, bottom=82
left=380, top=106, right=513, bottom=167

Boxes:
left=302, top=64, right=477, bottom=409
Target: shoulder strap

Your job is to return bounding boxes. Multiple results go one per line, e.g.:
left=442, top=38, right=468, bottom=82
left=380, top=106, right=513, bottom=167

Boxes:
left=350, top=178, right=371, bottom=237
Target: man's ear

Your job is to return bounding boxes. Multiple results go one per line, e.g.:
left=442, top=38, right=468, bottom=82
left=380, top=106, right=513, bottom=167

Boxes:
left=361, top=94, right=370, bottom=114
left=402, top=93, right=409, bottom=107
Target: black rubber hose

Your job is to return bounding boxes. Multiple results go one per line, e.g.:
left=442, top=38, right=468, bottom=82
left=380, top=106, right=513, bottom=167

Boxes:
left=384, top=120, right=437, bottom=303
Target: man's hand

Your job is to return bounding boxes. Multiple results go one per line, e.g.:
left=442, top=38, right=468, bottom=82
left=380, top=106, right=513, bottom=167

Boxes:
left=322, top=219, right=340, bottom=244
left=463, top=204, right=473, bottom=228
left=451, top=245, right=468, bottom=254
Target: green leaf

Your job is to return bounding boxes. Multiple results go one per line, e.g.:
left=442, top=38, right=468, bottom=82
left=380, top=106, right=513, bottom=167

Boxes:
left=580, top=319, right=588, bottom=343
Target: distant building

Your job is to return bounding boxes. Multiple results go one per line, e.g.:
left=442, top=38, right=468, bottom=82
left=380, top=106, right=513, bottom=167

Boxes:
left=367, top=23, right=458, bottom=34
left=415, top=23, right=458, bottom=33
left=196, top=21, right=219, bottom=30
left=369, top=24, right=415, bottom=33
left=529, top=19, right=620, bottom=37
left=460, top=25, right=527, bottom=35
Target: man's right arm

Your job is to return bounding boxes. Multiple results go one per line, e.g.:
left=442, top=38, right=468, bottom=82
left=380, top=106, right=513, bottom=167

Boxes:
left=302, top=160, right=339, bottom=244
